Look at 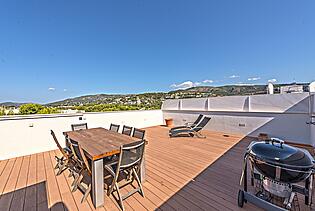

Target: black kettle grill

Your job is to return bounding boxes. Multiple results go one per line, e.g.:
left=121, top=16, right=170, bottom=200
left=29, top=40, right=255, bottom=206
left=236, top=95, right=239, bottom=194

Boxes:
left=238, top=138, right=315, bottom=210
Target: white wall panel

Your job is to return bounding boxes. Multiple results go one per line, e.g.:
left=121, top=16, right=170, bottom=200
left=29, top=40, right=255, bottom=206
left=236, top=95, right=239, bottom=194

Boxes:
left=209, top=96, right=249, bottom=111
left=249, top=93, right=309, bottom=113
left=161, top=99, right=180, bottom=110
left=0, top=110, right=163, bottom=160
left=181, top=98, right=208, bottom=111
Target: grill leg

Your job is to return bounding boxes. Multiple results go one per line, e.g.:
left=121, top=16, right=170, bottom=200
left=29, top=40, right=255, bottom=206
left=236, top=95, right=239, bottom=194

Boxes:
left=305, top=177, right=310, bottom=205
left=244, top=161, right=247, bottom=192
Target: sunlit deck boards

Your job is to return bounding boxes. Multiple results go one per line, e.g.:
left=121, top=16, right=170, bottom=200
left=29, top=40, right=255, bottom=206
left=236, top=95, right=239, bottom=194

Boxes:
left=0, top=126, right=312, bottom=211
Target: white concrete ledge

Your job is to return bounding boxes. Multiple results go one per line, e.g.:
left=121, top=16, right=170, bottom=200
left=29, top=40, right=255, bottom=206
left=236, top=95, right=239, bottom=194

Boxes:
left=0, top=110, right=163, bottom=160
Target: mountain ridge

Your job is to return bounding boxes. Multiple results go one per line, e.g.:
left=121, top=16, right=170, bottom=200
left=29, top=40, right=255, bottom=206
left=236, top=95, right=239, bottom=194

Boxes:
left=1, top=83, right=310, bottom=107
left=45, top=84, right=271, bottom=107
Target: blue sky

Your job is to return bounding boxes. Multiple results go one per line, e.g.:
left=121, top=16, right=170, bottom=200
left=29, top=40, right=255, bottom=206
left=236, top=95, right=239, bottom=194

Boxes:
left=0, top=0, right=314, bottom=103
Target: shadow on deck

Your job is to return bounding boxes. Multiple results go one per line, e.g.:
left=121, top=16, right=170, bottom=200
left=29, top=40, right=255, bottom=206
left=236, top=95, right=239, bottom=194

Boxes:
left=0, top=181, right=68, bottom=211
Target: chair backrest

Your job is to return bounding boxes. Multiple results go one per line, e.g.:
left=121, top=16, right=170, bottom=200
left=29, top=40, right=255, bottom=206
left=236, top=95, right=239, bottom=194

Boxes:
left=132, top=128, right=145, bottom=140
left=122, top=125, right=133, bottom=136
left=68, top=140, right=92, bottom=175
left=193, top=117, right=211, bottom=132
left=68, top=139, right=83, bottom=162
left=118, top=140, right=145, bottom=169
left=109, top=123, right=120, bottom=132
left=71, top=123, right=88, bottom=131
left=50, top=130, right=68, bottom=158
left=193, top=114, right=204, bottom=125
left=78, top=144, right=92, bottom=175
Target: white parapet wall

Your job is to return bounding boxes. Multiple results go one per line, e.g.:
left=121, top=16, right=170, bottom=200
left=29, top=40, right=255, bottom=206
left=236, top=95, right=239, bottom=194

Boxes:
left=0, top=110, right=163, bottom=160
left=162, top=93, right=315, bottom=146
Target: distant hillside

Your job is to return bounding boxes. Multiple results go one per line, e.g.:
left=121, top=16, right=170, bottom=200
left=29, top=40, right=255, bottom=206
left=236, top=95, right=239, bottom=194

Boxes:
left=174, top=85, right=268, bottom=96
left=1, top=83, right=310, bottom=108
left=0, top=102, right=28, bottom=107
left=46, top=84, right=275, bottom=107
left=46, top=93, right=165, bottom=107
left=47, top=94, right=124, bottom=106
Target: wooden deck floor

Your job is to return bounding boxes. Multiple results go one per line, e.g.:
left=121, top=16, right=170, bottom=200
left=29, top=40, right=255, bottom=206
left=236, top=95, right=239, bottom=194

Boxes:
left=0, top=126, right=312, bottom=211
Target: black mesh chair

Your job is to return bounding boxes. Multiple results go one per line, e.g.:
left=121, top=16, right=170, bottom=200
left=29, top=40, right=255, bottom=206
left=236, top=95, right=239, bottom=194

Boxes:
left=170, top=114, right=204, bottom=131
left=122, top=125, right=133, bottom=136
left=110, top=124, right=120, bottom=132
left=132, top=128, right=145, bottom=140
left=50, top=130, right=73, bottom=175
left=67, top=139, right=83, bottom=183
left=104, top=140, right=145, bottom=211
left=169, top=117, right=211, bottom=138
left=68, top=140, right=92, bottom=203
left=71, top=123, right=88, bottom=131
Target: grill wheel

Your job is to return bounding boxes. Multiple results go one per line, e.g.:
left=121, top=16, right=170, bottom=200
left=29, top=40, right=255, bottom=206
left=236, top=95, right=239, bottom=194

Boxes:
left=238, top=190, right=245, bottom=207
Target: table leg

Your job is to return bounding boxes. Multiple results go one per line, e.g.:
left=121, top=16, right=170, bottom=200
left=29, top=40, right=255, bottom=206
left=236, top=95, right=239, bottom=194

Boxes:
left=92, top=159, right=104, bottom=207
left=140, top=154, right=146, bottom=183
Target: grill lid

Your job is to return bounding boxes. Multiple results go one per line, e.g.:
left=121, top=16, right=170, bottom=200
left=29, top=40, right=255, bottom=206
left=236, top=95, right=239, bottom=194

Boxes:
left=248, top=138, right=314, bottom=169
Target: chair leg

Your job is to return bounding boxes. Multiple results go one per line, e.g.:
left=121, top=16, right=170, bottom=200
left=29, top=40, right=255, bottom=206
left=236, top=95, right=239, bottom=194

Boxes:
left=127, top=170, right=133, bottom=181
left=54, top=157, right=63, bottom=171
left=72, top=174, right=82, bottom=192
left=115, top=183, right=125, bottom=211
left=81, top=184, right=91, bottom=203
left=71, top=170, right=80, bottom=186
left=107, top=181, right=114, bottom=196
left=54, top=162, right=59, bottom=170
left=56, top=160, right=68, bottom=175
left=132, top=168, right=145, bottom=197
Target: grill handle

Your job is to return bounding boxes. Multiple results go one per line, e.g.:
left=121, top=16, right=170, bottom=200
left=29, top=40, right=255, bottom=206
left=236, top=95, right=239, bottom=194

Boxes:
left=269, top=138, right=284, bottom=148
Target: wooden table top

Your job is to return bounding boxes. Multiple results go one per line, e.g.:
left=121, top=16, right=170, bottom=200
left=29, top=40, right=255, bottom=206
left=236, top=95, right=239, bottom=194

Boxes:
left=63, top=127, right=138, bottom=161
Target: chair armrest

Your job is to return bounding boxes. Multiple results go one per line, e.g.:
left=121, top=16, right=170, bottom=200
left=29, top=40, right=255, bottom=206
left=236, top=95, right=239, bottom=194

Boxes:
left=105, top=160, right=118, bottom=167
left=184, top=122, right=195, bottom=126
left=190, top=127, right=204, bottom=132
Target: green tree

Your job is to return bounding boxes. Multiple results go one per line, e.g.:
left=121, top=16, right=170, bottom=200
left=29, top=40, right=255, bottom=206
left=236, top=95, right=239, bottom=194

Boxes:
left=19, top=104, right=44, bottom=115
left=38, top=107, right=59, bottom=114
left=0, top=107, right=5, bottom=116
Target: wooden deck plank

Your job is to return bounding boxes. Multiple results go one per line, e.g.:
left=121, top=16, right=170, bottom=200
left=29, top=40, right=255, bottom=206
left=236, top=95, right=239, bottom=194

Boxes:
left=43, top=151, right=65, bottom=211
left=24, top=153, right=37, bottom=211
left=0, top=157, right=23, bottom=211
left=142, top=182, right=180, bottom=210
left=48, top=151, right=79, bottom=211
left=0, top=160, right=8, bottom=178
left=148, top=153, right=254, bottom=209
left=146, top=174, right=208, bottom=210
left=146, top=168, right=224, bottom=211
left=118, top=187, right=145, bottom=211
left=9, top=155, right=30, bottom=211
left=124, top=185, right=156, bottom=211
left=52, top=150, right=94, bottom=211
left=147, top=156, right=231, bottom=210
left=36, top=152, right=49, bottom=211
left=0, top=159, right=16, bottom=196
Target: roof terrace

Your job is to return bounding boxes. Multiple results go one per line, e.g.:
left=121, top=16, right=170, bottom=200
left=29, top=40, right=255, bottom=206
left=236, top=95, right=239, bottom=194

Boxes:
left=0, top=92, right=314, bottom=210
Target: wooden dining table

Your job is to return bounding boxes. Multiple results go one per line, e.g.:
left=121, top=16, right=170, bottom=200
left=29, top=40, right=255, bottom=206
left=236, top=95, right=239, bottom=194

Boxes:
left=63, top=127, right=146, bottom=208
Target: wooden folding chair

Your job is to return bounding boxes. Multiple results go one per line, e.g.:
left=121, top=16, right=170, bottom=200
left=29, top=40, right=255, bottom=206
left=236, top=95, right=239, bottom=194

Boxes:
left=69, top=140, right=92, bottom=203
left=110, top=123, right=120, bottom=132
left=71, top=123, right=88, bottom=131
left=122, top=125, right=133, bottom=136
left=50, top=130, right=72, bottom=175
left=132, top=128, right=145, bottom=140
left=105, top=140, right=145, bottom=211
